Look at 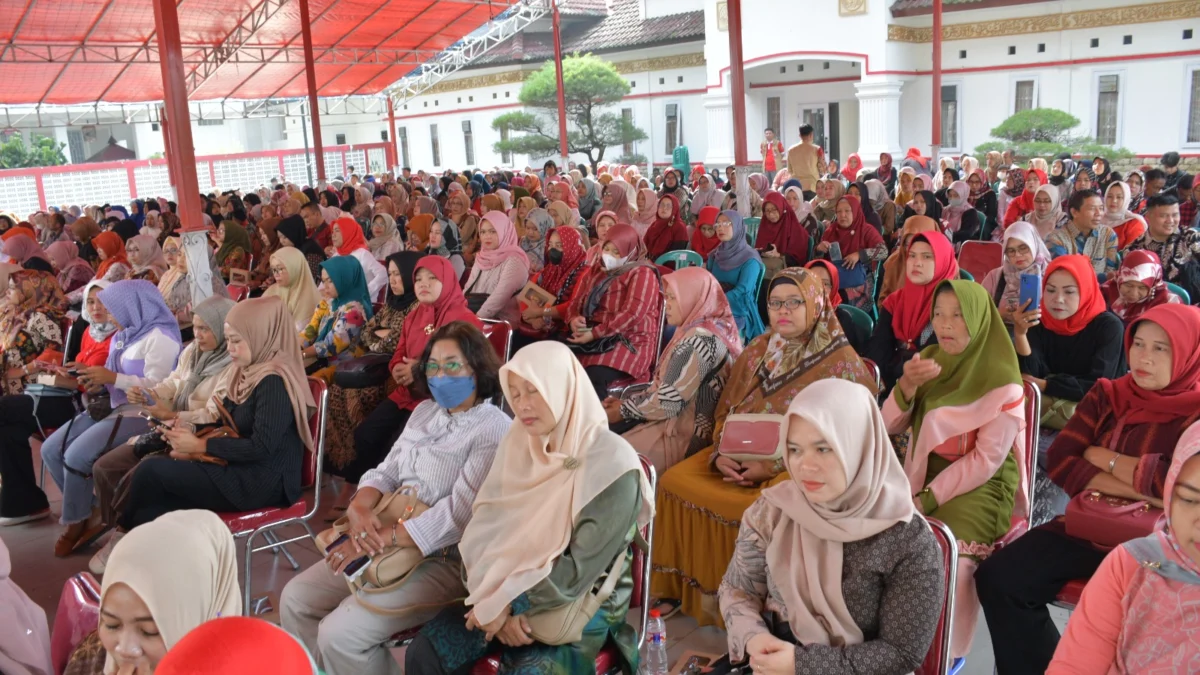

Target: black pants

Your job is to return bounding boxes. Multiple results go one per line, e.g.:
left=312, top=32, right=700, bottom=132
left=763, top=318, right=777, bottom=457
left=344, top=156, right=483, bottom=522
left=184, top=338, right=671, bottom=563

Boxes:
left=0, top=393, right=77, bottom=517
left=118, top=456, right=245, bottom=530
left=975, top=526, right=1107, bottom=674
left=350, top=399, right=412, bottom=478
left=405, top=632, right=464, bottom=675
left=583, top=365, right=631, bottom=402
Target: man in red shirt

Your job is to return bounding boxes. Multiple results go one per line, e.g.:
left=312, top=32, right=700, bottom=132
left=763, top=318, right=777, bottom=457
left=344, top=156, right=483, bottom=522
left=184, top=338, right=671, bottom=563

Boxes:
left=760, top=128, right=785, bottom=185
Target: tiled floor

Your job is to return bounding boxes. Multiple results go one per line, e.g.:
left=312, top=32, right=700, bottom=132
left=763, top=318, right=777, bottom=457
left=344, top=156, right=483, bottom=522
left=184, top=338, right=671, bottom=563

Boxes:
left=6, top=441, right=1068, bottom=674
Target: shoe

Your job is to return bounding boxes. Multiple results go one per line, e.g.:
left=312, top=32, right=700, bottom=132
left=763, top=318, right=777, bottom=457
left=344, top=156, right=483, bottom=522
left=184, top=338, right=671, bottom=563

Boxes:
left=89, top=531, right=125, bottom=576
left=54, top=520, right=89, bottom=557
left=0, top=509, right=50, bottom=527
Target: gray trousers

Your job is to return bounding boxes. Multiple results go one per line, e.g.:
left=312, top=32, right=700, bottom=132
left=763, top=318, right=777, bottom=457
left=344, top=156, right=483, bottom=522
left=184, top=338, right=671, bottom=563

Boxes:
left=280, top=550, right=466, bottom=675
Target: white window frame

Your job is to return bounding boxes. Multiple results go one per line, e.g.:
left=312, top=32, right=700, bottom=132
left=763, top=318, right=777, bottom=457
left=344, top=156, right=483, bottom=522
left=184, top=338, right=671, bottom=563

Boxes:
left=1091, top=69, right=1125, bottom=147
left=1009, top=74, right=1040, bottom=115
left=663, top=100, right=682, bottom=160
left=939, top=80, right=963, bottom=153
left=1182, top=63, right=1200, bottom=149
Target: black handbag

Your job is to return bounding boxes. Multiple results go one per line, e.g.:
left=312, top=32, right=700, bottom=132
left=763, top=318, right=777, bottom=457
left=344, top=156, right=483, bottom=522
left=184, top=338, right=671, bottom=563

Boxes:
left=86, top=390, right=113, bottom=421
left=131, top=430, right=169, bottom=460
left=332, top=353, right=393, bottom=389
left=465, top=293, right=490, bottom=313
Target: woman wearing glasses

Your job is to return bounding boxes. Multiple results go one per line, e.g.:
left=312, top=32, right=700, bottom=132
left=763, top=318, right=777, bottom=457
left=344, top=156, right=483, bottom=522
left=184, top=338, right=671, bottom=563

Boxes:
left=651, top=267, right=878, bottom=625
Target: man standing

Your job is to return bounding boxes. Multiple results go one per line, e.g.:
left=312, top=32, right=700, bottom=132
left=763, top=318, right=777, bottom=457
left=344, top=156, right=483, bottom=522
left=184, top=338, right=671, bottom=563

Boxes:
left=760, top=128, right=784, bottom=186
left=785, top=124, right=827, bottom=197
left=1130, top=194, right=1200, bottom=301
left=1045, top=191, right=1118, bottom=276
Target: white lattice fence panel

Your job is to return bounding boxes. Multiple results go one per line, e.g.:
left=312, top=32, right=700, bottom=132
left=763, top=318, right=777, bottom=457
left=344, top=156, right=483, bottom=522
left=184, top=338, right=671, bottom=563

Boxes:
left=196, top=163, right=215, bottom=194
left=213, top=156, right=279, bottom=192
left=345, top=149, right=367, bottom=173
left=43, top=169, right=130, bottom=207
left=282, top=153, right=311, bottom=184
left=134, top=165, right=173, bottom=200
left=323, top=151, right=345, bottom=178
left=365, top=148, right=385, bottom=172
left=0, top=175, right=41, bottom=214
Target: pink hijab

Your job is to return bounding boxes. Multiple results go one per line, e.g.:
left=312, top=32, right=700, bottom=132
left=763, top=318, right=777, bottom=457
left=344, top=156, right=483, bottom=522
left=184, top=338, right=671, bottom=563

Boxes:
left=473, top=211, right=533, bottom=273
left=633, top=188, right=659, bottom=234
left=595, top=182, right=634, bottom=226
left=661, top=268, right=742, bottom=379
left=0, top=538, right=51, bottom=675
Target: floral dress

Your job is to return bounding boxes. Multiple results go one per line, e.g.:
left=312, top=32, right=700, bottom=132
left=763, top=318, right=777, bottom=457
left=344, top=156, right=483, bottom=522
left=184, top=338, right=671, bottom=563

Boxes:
left=300, top=299, right=368, bottom=364
left=3, top=311, right=64, bottom=395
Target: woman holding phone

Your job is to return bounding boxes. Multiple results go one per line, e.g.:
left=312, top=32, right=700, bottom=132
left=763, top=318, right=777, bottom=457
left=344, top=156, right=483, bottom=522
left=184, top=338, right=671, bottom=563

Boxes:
left=817, top=195, right=887, bottom=315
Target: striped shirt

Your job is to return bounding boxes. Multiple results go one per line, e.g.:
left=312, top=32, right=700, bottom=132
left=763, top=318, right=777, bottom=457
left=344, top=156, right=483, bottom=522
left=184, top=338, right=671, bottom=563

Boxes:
left=358, top=399, right=511, bottom=556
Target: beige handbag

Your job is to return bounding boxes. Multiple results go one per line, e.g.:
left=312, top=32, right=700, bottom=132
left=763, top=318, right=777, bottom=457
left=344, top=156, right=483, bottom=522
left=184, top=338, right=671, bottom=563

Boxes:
left=314, top=486, right=431, bottom=596
left=524, top=546, right=628, bottom=645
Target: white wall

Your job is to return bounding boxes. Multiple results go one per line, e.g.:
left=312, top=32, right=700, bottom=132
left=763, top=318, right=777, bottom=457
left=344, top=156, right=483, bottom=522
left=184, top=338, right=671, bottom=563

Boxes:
left=645, top=0, right=699, bottom=19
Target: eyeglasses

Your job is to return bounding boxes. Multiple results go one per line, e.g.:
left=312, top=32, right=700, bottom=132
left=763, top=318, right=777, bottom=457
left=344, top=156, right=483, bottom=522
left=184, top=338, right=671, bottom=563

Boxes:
left=423, top=361, right=468, bottom=377
left=270, top=266, right=287, bottom=275
left=767, top=298, right=805, bottom=311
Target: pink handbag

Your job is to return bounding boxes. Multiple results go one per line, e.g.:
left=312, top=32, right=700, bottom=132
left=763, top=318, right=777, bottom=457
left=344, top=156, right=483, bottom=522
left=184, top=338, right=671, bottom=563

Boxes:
left=717, top=414, right=787, bottom=463
left=1064, top=490, right=1166, bottom=550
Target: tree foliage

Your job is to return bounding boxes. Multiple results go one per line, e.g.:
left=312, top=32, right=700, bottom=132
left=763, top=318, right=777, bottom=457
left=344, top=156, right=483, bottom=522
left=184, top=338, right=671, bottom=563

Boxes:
left=492, top=54, right=647, bottom=170
left=973, top=108, right=1132, bottom=161
left=0, top=133, right=68, bottom=169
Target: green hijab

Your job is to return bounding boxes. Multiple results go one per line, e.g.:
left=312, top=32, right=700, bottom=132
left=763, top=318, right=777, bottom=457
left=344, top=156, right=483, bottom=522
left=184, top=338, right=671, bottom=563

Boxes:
left=912, top=280, right=1022, bottom=442
left=215, top=221, right=252, bottom=266
left=318, top=256, right=374, bottom=341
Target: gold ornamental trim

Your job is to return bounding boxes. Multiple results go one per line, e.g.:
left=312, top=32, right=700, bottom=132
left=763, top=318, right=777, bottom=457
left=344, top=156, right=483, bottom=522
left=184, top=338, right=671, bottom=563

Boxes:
left=840, top=0, right=869, bottom=15
left=888, top=0, right=1200, bottom=43
left=426, top=52, right=707, bottom=95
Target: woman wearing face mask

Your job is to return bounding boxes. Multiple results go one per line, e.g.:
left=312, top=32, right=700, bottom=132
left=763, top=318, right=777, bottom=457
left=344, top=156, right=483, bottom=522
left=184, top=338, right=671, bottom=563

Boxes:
left=883, top=280, right=1027, bottom=658
left=1048, top=421, right=1200, bottom=673
left=300, top=256, right=374, bottom=372
left=1003, top=168, right=1045, bottom=228
left=562, top=223, right=663, bottom=399
left=282, top=321, right=509, bottom=675
left=329, top=217, right=388, bottom=300
left=1025, top=184, right=1063, bottom=240
left=690, top=205, right=721, bottom=261
left=518, top=226, right=589, bottom=342
left=720, top=379, right=944, bottom=675
left=943, top=181, right=983, bottom=244
left=866, top=231, right=959, bottom=392
left=405, top=341, right=655, bottom=675
left=606, top=267, right=741, bottom=473
left=652, top=267, right=877, bottom=624
left=519, top=208, right=554, bottom=273
left=462, top=211, right=531, bottom=327
left=1102, top=181, right=1147, bottom=251
left=816, top=195, right=888, bottom=315
left=755, top=191, right=810, bottom=275
left=707, top=210, right=765, bottom=343
left=1100, top=250, right=1184, bottom=325
left=643, top=193, right=689, bottom=262
left=982, top=221, right=1052, bottom=323
left=978, top=304, right=1200, bottom=675
left=276, top=214, right=326, bottom=284
left=87, top=296, right=237, bottom=575
left=62, top=510, right=239, bottom=675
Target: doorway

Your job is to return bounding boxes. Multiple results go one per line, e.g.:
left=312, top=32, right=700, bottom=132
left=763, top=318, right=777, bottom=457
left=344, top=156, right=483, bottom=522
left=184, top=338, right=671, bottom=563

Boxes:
left=798, top=104, right=828, bottom=152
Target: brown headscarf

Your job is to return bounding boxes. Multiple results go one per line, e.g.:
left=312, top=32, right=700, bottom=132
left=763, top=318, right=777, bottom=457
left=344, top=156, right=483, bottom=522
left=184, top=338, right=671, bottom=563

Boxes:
left=879, top=215, right=941, bottom=304
left=69, top=216, right=101, bottom=242
left=406, top=214, right=434, bottom=247
left=224, top=296, right=315, bottom=451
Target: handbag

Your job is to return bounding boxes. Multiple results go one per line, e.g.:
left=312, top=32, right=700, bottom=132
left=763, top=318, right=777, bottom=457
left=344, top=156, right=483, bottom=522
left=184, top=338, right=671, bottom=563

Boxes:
left=1064, top=490, right=1166, bottom=550
left=314, top=486, right=431, bottom=605
left=835, top=261, right=867, bottom=288
left=465, top=293, right=490, bottom=313
left=174, top=398, right=243, bottom=467
left=86, top=390, right=113, bottom=421
left=524, top=546, right=628, bottom=646
left=1040, top=395, right=1078, bottom=431
left=716, top=414, right=787, bottom=463
left=332, top=353, right=393, bottom=389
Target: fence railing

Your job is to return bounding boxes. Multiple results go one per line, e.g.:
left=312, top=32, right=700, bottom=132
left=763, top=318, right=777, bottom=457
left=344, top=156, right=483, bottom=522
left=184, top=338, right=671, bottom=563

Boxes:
left=0, top=142, right=392, bottom=215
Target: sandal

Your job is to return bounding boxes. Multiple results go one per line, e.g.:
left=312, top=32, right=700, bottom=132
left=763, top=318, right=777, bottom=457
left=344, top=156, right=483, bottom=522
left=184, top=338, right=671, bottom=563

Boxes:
left=651, top=598, right=682, bottom=619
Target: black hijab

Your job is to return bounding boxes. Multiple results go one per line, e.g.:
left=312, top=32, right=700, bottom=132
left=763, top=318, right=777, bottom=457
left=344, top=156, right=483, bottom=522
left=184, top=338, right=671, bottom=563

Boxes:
left=112, top=218, right=139, bottom=242
left=277, top=215, right=326, bottom=259
left=850, top=180, right=884, bottom=233
left=916, top=189, right=942, bottom=222
left=384, top=251, right=426, bottom=311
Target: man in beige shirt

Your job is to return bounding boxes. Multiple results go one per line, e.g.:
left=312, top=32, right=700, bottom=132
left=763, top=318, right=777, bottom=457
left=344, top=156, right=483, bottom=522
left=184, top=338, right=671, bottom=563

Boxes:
left=786, top=123, right=828, bottom=197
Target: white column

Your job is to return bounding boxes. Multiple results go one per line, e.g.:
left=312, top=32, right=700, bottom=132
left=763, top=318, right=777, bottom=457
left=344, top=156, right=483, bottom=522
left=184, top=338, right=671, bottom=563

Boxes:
left=703, top=89, right=734, bottom=167
left=181, top=229, right=213, bottom=310
left=854, top=77, right=904, bottom=165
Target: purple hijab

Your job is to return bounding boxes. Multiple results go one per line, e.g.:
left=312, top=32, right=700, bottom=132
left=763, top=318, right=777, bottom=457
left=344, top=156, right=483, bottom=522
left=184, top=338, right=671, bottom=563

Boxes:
left=709, top=209, right=761, bottom=272
left=98, top=280, right=182, bottom=403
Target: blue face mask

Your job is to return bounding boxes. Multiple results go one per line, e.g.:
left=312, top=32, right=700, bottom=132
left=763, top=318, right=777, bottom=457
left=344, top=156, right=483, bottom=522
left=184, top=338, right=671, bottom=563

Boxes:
left=428, top=375, right=476, bottom=410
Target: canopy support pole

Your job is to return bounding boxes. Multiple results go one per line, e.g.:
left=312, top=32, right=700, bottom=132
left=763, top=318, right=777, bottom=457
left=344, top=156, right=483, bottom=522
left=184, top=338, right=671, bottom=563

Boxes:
left=387, top=98, right=399, bottom=171
left=931, top=0, right=943, bottom=163
left=552, top=0, right=569, bottom=170
left=151, top=0, right=202, bottom=227
left=726, top=0, right=751, bottom=216
left=159, top=104, right=175, bottom=188
left=299, top=0, right=326, bottom=182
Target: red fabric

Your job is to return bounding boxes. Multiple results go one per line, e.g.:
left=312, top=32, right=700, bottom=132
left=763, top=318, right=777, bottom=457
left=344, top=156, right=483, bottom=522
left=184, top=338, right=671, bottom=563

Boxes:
left=334, top=217, right=368, bottom=255
left=388, top=256, right=482, bottom=408
left=881, top=232, right=958, bottom=343
left=311, top=223, right=333, bottom=250
left=1098, top=304, right=1200, bottom=426
left=537, top=225, right=588, bottom=298
left=1003, top=169, right=1047, bottom=226
left=756, top=191, right=809, bottom=264
left=691, top=206, right=721, bottom=260
left=643, top=193, right=689, bottom=261
left=805, top=259, right=842, bottom=308
left=1100, top=249, right=1175, bottom=323
left=1040, top=255, right=1107, bottom=337
left=156, top=617, right=314, bottom=675
left=820, top=195, right=883, bottom=259
left=842, top=154, right=863, bottom=182
left=92, top=232, right=127, bottom=277
left=73, top=331, right=112, bottom=368
left=567, top=264, right=663, bottom=381
left=905, top=147, right=928, bottom=164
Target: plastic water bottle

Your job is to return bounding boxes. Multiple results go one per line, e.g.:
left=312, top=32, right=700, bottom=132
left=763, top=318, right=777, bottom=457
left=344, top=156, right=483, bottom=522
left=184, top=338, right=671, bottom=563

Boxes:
left=641, top=608, right=669, bottom=675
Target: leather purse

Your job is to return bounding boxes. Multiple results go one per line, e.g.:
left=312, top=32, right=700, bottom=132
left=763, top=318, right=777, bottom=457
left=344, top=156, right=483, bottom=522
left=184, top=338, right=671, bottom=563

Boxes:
left=525, top=546, right=628, bottom=646
left=332, top=353, right=393, bottom=389
left=717, top=414, right=787, bottom=463
left=1064, top=490, right=1166, bottom=549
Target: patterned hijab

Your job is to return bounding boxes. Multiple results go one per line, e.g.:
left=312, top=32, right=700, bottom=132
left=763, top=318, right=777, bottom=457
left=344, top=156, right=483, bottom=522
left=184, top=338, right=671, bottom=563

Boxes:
left=998, top=221, right=1051, bottom=309
left=0, top=270, right=67, bottom=347
left=1101, top=250, right=1178, bottom=324
left=98, top=280, right=183, bottom=399
left=661, top=267, right=743, bottom=380
left=537, top=225, right=588, bottom=300
left=520, top=208, right=554, bottom=267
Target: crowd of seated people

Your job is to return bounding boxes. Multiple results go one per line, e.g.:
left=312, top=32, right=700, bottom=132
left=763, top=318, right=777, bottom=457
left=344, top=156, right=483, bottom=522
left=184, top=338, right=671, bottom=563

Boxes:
left=1, top=152, right=1200, bottom=675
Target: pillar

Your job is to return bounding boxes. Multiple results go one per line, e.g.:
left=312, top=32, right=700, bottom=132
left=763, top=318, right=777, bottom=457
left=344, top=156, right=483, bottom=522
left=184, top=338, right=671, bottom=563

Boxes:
left=299, top=0, right=326, bottom=181
left=854, top=77, right=904, bottom=165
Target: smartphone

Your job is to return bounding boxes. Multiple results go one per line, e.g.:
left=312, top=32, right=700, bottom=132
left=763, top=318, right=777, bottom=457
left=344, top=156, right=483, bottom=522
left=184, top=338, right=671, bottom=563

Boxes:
left=323, top=533, right=370, bottom=581
left=1019, top=272, right=1042, bottom=311
left=138, top=411, right=168, bottom=429
left=828, top=241, right=843, bottom=262
left=65, top=368, right=80, bottom=377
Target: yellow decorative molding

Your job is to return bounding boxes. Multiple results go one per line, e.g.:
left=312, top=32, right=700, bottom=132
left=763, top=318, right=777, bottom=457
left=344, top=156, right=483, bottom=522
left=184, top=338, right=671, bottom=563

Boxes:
left=840, top=0, right=868, bottom=15
left=613, top=52, right=707, bottom=74
left=425, top=53, right=707, bottom=95
left=888, top=0, right=1200, bottom=43
left=428, top=70, right=529, bottom=94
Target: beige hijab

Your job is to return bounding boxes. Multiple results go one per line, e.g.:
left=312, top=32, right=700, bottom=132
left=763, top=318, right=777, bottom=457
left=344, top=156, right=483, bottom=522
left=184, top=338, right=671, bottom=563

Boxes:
left=263, top=247, right=319, bottom=329
left=224, top=296, right=316, bottom=451
left=459, top=342, right=655, bottom=624
left=761, top=378, right=916, bottom=648
left=100, top=510, right=241, bottom=674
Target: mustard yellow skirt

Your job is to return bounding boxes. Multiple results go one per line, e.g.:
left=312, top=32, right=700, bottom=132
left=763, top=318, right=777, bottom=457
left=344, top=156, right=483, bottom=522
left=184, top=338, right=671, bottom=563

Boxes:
left=649, top=451, right=788, bottom=627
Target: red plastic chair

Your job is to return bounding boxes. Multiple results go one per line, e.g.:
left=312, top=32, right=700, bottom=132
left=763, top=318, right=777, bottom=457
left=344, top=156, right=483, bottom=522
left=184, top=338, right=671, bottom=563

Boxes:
left=480, top=319, right=513, bottom=364
left=957, top=241, right=1002, bottom=284
left=606, top=295, right=667, bottom=397
left=51, top=572, right=101, bottom=675
left=228, top=285, right=250, bottom=302
left=993, top=381, right=1041, bottom=550
left=470, top=454, right=658, bottom=675
left=216, top=377, right=329, bottom=614
left=1053, top=579, right=1087, bottom=610
left=917, top=517, right=959, bottom=675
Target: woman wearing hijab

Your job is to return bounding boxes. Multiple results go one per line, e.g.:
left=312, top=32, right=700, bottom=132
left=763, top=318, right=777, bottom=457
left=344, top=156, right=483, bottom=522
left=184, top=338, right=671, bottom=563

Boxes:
left=69, top=216, right=102, bottom=267
left=518, top=225, right=589, bottom=342
left=212, top=220, right=251, bottom=283
left=1048, top=421, right=1200, bottom=672
left=1102, top=181, right=1148, bottom=250
left=966, top=168, right=998, bottom=229
left=652, top=267, right=877, bottom=624
left=864, top=152, right=898, bottom=196
left=863, top=178, right=896, bottom=237
left=1025, top=184, right=1063, bottom=240
left=263, top=247, right=320, bottom=332
left=943, top=180, right=983, bottom=243
left=782, top=184, right=821, bottom=240
left=301, top=256, right=374, bottom=371
left=2, top=233, right=53, bottom=273
left=545, top=199, right=577, bottom=234
left=87, top=296, right=238, bottom=575
left=813, top=178, right=845, bottom=224
left=894, top=166, right=917, bottom=208
left=156, top=234, right=231, bottom=326
left=1127, top=170, right=1147, bottom=214
left=45, top=241, right=94, bottom=294
left=578, top=177, right=601, bottom=221
left=446, top=191, right=480, bottom=266
left=367, top=212, right=404, bottom=261
left=110, top=218, right=139, bottom=243
left=610, top=267, right=741, bottom=472
left=841, top=153, right=864, bottom=183
left=42, top=280, right=182, bottom=557
left=883, top=280, right=1027, bottom=658
left=155, top=617, right=318, bottom=675
left=595, top=181, right=635, bottom=227
left=0, top=537, right=51, bottom=675
left=687, top=173, right=724, bottom=221
left=462, top=211, right=531, bottom=327
left=982, top=221, right=1052, bottom=323
left=248, top=215, right=281, bottom=289
left=330, top=217, right=388, bottom=299
left=817, top=195, right=888, bottom=314
left=61, top=510, right=240, bottom=675
left=633, top=187, right=659, bottom=237
left=690, top=205, right=722, bottom=262
left=513, top=194, right=537, bottom=229
left=406, top=341, right=655, bottom=675
left=1048, top=157, right=1075, bottom=190
left=846, top=181, right=885, bottom=234
left=979, top=303, right=1200, bottom=674
left=125, top=234, right=168, bottom=285
left=720, top=378, right=943, bottom=674
left=643, top=193, right=689, bottom=263
left=277, top=214, right=325, bottom=283
left=1101, top=250, right=1184, bottom=325
left=0, top=271, right=68, bottom=397
left=1001, top=168, right=1036, bottom=228
left=756, top=191, right=810, bottom=275
left=519, top=207, right=554, bottom=273
left=879, top=215, right=942, bottom=304
left=866, top=231, right=959, bottom=392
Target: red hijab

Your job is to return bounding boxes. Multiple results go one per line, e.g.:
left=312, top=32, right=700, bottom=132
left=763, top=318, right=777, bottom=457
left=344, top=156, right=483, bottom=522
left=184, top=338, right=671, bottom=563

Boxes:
left=842, top=154, right=863, bottom=182
left=643, top=193, right=689, bottom=261
left=1100, top=249, right=1177, bottom=323
left=93, top=231, right=128, bottom=277
left=1040, top=255, right=1107, bottom=336
left=537, top=225, right=588, bottom=298
left=805, top=259, right=842, bottom=308
left=1097, top=303, right=1200, bottom=426
left=820, top=195, right=883, bottom=262
left=334, top=217, right=369, bottom=255
left=1007, top=168, right=1048, bottom=217
left=690, top=206, right=721, bottom=260
left=756, top=190, right=809, bottom=263
left=881, top=232, right=958, bottom=343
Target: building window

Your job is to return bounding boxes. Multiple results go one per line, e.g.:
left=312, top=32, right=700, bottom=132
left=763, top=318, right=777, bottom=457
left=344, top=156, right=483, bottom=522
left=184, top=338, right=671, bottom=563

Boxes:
left=462, top=120, right=475, bottom=166
left=941, top=84, right=959, bottom=150
left=380, top=130, right=388, bottom=141
left=1188, top=68, right=1200, bottom=144
left=335, top=133, right=346, bottom=145
left=766, top=97, right=781, bottom=144
left=665, top=103, right=682, bottom=155
left=399, top=127, right=409, bottom=167
left=1096, top=74, right=1120, bottom=145
left=430, top=124, right=440, bottom=166
left=1014, top=80, right=1036, bottom=113
left=622, top=108, right=634, bottom=156
left=197, top=119, right=224, bottom=126
left=499, top=124, right=512, bottom=164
